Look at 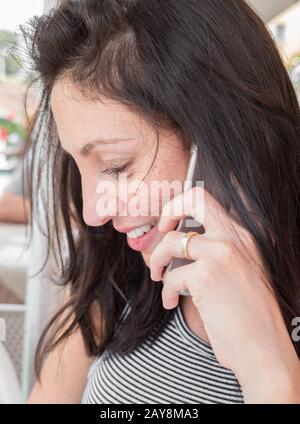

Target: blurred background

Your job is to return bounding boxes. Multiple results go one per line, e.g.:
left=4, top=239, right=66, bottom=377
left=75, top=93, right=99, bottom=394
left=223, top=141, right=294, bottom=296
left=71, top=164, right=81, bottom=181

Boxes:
left=0, top=0, right=299, bottom=403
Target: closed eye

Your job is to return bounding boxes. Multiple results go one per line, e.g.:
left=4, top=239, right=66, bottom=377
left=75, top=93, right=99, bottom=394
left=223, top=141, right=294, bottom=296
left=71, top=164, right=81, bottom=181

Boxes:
left=101, top=162, right=130, bottom=178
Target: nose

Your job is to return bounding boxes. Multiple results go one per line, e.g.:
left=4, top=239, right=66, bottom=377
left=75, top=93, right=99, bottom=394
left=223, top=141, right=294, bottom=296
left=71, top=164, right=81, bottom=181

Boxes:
left=81, top=174, right=117, bottom=226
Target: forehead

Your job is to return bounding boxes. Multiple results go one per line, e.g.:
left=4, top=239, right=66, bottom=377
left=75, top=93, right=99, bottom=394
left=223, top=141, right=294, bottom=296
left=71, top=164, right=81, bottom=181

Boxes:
left=51, top=78, right=135, bottom=119
left=50, top=78, right=150, bottom=151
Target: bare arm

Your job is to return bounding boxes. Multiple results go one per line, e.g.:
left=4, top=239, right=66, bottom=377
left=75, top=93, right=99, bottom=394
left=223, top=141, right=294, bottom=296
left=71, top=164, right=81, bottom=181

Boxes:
left=27, top=290, right=100, bottom=404
left=0, top=192, right=30, bottom=224
left=27, top=324, right=96, bottom=404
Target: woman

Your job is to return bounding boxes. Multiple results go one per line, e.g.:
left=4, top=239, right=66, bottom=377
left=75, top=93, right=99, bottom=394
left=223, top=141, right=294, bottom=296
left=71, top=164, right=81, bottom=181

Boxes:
left=20, top=0, right=300, bottom=403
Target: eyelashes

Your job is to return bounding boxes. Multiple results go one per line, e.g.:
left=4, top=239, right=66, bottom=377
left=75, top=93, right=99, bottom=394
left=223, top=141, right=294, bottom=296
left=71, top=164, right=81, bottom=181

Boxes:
left=101, top=162, right=131, bottom=178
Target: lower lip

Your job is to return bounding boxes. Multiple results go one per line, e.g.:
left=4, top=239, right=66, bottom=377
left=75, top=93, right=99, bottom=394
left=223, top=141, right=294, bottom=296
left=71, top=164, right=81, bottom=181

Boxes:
left=126, top=225, right=158, bottom=251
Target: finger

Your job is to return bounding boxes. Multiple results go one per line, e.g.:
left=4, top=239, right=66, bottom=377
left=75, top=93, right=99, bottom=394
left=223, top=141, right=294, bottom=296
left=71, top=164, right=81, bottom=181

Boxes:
left=158, top=185, right=249, bottom=242
left=161, top=261, right=205, bottom=309
left=149, top=230, right=220, bottom=281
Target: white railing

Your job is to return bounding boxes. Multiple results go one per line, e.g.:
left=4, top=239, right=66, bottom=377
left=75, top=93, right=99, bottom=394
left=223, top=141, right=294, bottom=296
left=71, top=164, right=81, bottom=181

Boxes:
left=0, top=342, right=22, bottom=404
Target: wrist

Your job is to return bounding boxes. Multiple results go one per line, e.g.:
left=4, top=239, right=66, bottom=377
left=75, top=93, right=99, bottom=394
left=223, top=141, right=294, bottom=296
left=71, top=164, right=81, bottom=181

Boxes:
left=238, top=355, right=300, bottom=403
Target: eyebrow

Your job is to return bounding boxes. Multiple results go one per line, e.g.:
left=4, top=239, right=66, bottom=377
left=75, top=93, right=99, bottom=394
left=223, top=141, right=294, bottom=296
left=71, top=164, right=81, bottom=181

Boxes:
left=80, top=137, right=136, bottom=156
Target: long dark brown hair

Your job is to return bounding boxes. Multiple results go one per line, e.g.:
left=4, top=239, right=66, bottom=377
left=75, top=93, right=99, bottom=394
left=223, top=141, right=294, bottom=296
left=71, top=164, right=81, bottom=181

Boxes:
left=17, top=0, right=300, bottom=380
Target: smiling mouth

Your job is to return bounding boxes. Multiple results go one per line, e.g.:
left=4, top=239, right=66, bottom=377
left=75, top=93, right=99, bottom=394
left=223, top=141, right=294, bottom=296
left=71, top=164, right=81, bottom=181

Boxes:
left=114, top=218, right=158, bottom=234
left=125, top=219, right=158, bottom=239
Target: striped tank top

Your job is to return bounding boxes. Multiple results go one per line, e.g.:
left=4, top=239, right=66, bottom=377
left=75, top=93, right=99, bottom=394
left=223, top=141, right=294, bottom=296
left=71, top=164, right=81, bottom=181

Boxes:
left=81, top=302, right=244, bottom=404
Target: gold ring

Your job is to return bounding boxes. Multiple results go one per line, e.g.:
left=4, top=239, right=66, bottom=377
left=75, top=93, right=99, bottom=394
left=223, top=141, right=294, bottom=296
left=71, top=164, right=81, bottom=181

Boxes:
left=181, top=231, right=199, bottom=260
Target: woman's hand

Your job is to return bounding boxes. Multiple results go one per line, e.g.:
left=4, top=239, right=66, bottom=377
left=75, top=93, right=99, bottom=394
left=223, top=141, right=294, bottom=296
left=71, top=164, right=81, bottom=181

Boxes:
left=149, top=186, right=300, bottom=403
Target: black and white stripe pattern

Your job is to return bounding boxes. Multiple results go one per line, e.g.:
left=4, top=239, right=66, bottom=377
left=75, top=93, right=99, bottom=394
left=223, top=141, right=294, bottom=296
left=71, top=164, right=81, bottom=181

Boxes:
left=81, top=302, right=244, bottom=404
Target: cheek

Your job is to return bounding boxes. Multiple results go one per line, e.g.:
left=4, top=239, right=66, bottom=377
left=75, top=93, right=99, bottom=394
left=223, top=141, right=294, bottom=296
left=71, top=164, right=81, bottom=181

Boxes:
left=146, top=161, right=187, bottom=209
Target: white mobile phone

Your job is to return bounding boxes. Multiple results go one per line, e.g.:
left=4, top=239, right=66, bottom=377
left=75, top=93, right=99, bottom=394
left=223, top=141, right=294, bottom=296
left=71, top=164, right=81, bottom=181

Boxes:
left=161, top=144, right=205, bottom=296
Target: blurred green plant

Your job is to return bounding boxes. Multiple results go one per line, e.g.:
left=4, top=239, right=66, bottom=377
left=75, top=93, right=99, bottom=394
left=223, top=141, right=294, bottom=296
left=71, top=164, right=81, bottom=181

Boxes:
left=0, top=29, right=22, bottom=76
left=0, top=117, right=25, bottom=146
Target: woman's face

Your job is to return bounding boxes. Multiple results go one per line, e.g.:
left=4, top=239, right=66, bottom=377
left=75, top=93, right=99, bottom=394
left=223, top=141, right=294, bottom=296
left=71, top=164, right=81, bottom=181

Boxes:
left=51, top=78, right=190, bottom=266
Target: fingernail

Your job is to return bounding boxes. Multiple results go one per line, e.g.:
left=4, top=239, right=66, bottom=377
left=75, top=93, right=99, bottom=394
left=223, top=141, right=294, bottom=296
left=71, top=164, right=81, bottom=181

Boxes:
left=164, top=297, right=178, bottom=309
left=151, top=271, right=158, bottom=282
left=163, top=301, right=172, bottom=309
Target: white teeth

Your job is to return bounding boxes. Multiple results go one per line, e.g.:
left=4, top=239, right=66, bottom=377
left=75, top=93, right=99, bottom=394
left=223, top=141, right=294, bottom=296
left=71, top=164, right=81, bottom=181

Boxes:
left=127, top=224, right=153, bottom=239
